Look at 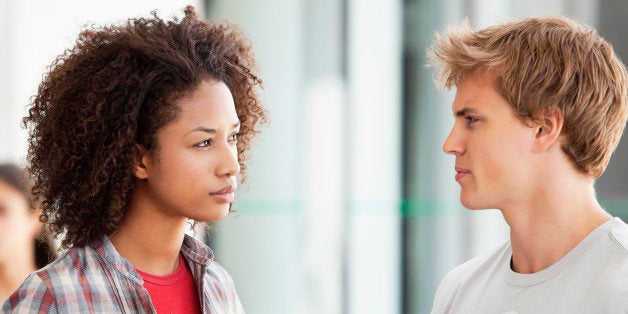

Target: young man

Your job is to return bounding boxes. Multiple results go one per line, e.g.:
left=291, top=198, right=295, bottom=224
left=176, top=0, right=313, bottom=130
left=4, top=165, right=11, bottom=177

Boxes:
left=429, top=17, right=628, bottom=313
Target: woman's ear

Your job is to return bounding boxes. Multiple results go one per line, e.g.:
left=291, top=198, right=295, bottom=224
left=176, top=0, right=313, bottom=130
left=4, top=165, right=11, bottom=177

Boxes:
left=134, top=144, right=151, bottom=179
left=29, top=208, right=43, bottom=238
left=532, top=106, right=564, bottom=153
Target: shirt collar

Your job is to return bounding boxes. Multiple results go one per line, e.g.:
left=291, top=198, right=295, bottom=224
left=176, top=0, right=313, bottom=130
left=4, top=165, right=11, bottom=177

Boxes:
left=89, top=234, right=214, bottom=283
left=180, top=234, right=214, bottom=266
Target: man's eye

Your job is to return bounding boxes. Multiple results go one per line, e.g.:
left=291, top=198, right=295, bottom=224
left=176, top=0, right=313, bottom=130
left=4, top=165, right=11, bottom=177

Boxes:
left=465, top=116, right=479, bottom=123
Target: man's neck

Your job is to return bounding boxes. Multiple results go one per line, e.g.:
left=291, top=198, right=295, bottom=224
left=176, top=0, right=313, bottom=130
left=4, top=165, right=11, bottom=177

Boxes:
left=501, top=179, right=611, bottom=274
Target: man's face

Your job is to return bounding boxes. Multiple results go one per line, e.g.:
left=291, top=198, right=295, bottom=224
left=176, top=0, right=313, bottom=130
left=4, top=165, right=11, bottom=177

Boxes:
left=442, top=71, right=537, bottom=210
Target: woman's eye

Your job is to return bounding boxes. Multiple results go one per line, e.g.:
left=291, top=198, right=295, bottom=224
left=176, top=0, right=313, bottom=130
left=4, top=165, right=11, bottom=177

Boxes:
left=196, top=139, right=212, bottom=147
left=228, top=133, right=240, bottom=142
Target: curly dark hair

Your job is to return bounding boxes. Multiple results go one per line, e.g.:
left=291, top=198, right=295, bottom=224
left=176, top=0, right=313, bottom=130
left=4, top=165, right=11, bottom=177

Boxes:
left=23, top=6, right=267, bottom=248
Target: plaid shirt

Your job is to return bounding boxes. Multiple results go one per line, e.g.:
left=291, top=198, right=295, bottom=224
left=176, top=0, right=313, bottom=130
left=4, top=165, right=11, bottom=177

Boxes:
left=1, top=235, right=244, bottom=313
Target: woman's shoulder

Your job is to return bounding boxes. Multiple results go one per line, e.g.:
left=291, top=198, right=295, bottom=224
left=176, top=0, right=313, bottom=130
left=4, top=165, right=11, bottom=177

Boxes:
left=0, top=249, right=83, bottom=313
left=2, top=239, right=144, bottom=313
left=181, top=235, right=235, bottom=284
left=205, top=259, right=236, bottom=284
left=200, top=257, right=244, bottom=312
left=1, top=269, right=56, bottom=312
left=180, top=235, right=243, bottom=311
left=37, top=242, right=101, bottom=277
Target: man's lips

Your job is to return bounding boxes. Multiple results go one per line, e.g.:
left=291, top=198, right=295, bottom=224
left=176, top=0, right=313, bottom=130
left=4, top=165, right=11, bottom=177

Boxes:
left=209, top=185, right=236, bottom=203
left=455, top=167, right=470, bottom=181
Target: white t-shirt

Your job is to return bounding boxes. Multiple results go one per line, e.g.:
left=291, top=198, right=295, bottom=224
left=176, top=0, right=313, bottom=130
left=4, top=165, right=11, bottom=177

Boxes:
left=432, top=217, right=628, bottom=314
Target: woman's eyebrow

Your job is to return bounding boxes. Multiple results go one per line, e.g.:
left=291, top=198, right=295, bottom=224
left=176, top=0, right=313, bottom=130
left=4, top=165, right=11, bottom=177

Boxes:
left=187, top=127, right=217, bottom=136
left=185, top=122, right=241, bottom=136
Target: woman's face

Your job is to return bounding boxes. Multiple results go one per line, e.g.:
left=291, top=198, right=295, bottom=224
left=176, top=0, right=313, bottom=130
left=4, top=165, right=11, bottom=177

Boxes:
left=134, top=79, right=241, bottom=223
left=0, top=180, right=40, bottom=264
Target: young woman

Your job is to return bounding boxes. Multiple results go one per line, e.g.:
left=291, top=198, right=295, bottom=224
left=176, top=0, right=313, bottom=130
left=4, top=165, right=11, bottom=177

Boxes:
left=0, top=163, right=57, bottom=302
left=2, top=6, right=266, bottom=313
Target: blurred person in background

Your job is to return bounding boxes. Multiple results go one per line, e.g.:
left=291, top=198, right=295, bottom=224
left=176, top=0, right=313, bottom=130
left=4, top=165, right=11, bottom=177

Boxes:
left=0, top=163, right=57, bottom=302
left=2, top=5, right=266, bottom=313
left=430, top=16, right=628, bottom=313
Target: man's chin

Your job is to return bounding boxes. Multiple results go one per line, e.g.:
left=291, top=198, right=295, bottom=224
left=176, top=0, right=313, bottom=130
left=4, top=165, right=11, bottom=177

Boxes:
left=460, top=196, right=490, bottom=210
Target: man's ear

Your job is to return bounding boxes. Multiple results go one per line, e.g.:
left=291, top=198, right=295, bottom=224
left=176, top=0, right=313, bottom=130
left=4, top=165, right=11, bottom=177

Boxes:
left=532, top=106, right=564, bottom=153
left=134, top=144, right=151, bottom=180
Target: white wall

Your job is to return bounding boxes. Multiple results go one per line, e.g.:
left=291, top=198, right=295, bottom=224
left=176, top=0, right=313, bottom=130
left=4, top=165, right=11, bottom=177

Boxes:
left=345, top=0, right=402, bottom=313
left=207, top=0, right=403, bottom=313
left=0, top=0, right=201, bottom=164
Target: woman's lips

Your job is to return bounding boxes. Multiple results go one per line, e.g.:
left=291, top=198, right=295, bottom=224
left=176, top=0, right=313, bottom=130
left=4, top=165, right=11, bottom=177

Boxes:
left=210, top=192, right=235, bottom=203
left=210, top=185, right=235, bottom=203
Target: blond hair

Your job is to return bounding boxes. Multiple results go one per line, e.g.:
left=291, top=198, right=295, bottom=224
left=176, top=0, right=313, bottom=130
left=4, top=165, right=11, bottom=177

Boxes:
left=429, top=16, right=628, bottom=178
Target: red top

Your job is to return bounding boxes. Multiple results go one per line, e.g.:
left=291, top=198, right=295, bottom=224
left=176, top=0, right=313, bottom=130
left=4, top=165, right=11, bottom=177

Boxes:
left=136, top=254, right=202, bottom=314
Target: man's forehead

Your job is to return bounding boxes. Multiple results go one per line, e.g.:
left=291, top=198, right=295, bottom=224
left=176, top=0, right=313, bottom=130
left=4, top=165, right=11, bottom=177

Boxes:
left=458, top=69, right=498, bottom=88
left=450, top=71, right=502, bottom=113
left=450, top=86, right=484, bottom=114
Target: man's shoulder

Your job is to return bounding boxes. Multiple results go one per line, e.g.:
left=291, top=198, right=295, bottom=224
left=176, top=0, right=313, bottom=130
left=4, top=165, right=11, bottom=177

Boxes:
left=591, top=218, right=628, bottom=284
left=432, top=239, right=510, bottom=312
left=608, top=217, right=628, bottom=253
left=441, top=239, right=510, bottom=284
left=573, top=219, right=628, bottom=310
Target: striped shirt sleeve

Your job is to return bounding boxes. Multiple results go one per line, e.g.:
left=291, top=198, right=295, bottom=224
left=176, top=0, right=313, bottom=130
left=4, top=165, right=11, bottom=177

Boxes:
left=2, top=272, right=57, bottom=313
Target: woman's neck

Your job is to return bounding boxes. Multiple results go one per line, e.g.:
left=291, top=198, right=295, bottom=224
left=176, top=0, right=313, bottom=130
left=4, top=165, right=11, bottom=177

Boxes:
left=109, top=192, right=188, bottom=276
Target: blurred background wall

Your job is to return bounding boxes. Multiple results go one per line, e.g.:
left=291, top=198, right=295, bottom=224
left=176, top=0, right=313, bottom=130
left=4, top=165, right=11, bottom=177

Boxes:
left=1, top=0, right=626, bottom=313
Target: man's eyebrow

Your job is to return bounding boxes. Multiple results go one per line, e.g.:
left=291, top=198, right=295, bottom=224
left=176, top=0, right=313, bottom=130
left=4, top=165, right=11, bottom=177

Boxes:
left=454, top=107, right=479, bottom=117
